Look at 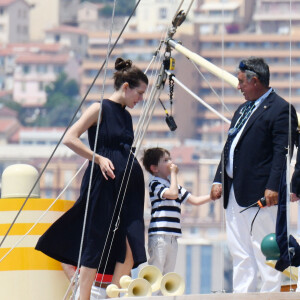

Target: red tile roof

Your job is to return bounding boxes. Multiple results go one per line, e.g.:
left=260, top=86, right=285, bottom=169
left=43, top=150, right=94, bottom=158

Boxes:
left=80, top=2, right=105, bottom=10
left=0, top=106, right=17, bottom=118
left=15, top=54, right=69, bottom=64
left=0, top=43, right=65, bottom=56
left=8, top=127, right=20, bottom=142
left=198, top=123, right=230, bottom=134
left=0, top=0, right=17, bottom=6
left=0, top=0, right=29, bottom=7
left=171, top=146, right=198, bottom=164
left=46, top=25, right=88, bottom=35
left=0, top=90, right=12, bottom=98
left=19, top=127, right=65, bottom=133
left=0, top=119, right=19, bottom=133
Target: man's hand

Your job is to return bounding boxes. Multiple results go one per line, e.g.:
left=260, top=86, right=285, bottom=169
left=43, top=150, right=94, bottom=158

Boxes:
left=264, top=189, right=278, bottom=207
left=210, top=184, right=222, bottom=200
left=291, top=193, right=300, bottom=202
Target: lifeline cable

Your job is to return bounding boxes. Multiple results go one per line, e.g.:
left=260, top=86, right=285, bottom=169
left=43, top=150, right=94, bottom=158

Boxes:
left=0, top=160, right=88, bottom=264
left=286, top=0, right=293, bottom=290
left=0, top=0, right=143, bottom=251
left=91, top=4, right=190, bottom=296
left=70, top=0, right=121, bottom=298
left=189, top=59, right=233, bottom=118
left=220, top=4, right=226, bottom=292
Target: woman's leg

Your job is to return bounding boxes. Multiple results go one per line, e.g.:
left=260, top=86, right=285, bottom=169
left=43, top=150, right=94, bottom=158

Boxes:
left=62, top=263, right=76, bottom=281
left=79, top=266, right=97, bottom=300
left=111, top=238, right=134, bottom=287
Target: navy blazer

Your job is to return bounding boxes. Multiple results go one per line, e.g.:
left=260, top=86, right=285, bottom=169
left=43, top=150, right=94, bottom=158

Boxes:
left=291, top=132, right=300, bottom=196
left=214, top=90, right=297, bottom=208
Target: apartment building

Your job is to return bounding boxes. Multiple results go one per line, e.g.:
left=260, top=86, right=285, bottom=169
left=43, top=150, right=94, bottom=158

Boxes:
left=77, top=1, right=126, bottom=33
left=0, top=47, right=14, bottom=90
left=254, top=0, right=300, bottom=34
left=0, top=106, right=20, bottom=145
left=0, top=0, right=30, bottom=44
left=13, top=51, right=79, bottom=107
left=133, top=0, right=194, bottom=32
left=27, top=0, right=80, bottom=41
left=45, top=25, right=88, bottom=60
left=172, top=1, right=300, bottom=145
left=0, top=43, right=66, bottom=95
left=193, top=0, right=255, bottom=34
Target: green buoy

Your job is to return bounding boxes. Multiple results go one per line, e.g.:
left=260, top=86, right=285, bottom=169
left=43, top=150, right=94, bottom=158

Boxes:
left=261, top=233, right=280, bottom=260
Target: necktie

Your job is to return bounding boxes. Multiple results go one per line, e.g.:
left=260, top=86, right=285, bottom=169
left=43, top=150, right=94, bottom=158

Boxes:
left=224, top=101, right=256, bottom=166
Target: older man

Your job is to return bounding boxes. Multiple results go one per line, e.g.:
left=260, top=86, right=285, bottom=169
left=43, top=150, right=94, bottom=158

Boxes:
left=211, top=57, right=297, bottom=293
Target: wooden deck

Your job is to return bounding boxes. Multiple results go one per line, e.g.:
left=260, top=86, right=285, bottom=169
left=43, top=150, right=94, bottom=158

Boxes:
left=123, top=292, right=300, bottom=300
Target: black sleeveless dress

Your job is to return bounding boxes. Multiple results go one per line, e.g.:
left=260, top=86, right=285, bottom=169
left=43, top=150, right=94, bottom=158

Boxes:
left=35, top=99, right=146, bottom=274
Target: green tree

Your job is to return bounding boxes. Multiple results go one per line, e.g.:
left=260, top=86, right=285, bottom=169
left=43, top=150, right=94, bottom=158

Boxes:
left=0, top=98, right=22, bottom=112
left=0, top=98, right=27, bottom=124
left=34, top=73, right=80, bottom=127
left=81, top=0, right=135, bottom=16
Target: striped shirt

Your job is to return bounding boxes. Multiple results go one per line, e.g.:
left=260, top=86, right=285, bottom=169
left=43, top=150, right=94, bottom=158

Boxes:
left=148, top=176, right=191, bottom=236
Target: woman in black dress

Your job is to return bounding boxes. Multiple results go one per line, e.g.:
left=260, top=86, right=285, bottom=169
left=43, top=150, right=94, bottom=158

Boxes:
left=35, top=58, right=148, bottom=300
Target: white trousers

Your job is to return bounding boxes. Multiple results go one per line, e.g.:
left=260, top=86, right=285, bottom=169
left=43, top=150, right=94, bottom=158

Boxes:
left=148, top=234, right=178, bottom=275
left=297, top=268, right=300, bottom=292
left=296, top=203, right=300, bottom=292
left=226, top=185, right=281, bottom=293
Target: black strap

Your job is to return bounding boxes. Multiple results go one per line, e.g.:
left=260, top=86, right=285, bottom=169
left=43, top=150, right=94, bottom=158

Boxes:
left=250, top=207, right=261, bottom=235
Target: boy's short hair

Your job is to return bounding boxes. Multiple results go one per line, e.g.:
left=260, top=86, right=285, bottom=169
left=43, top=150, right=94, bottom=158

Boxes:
left=142, top=147, right=170, bottom=174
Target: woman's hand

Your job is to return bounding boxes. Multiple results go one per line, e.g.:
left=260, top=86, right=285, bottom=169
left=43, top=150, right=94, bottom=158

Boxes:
left=98, top=155, right=115, bottom=180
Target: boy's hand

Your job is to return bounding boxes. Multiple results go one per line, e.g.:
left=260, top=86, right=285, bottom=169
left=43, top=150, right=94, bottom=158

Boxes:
left=210, top=184, right=222, bottom=200
left=170, top=163, right=179, bottom=174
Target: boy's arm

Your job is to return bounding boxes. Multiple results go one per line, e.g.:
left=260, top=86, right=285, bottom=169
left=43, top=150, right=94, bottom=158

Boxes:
left=162, top=164, right=178, bottom=200
left=187, top=194, right=211, bottom=205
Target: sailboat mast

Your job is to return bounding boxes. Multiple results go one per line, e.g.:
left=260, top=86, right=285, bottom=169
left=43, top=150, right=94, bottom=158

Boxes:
left=167, top=39, right=238, bottom=89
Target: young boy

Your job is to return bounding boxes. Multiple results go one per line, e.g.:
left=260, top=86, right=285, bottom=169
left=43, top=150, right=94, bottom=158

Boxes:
left=142, top=147, right=211, bottom=275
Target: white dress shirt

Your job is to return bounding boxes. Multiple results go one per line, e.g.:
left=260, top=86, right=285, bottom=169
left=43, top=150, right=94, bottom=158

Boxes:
left=226, top=88, right=273, bottom=178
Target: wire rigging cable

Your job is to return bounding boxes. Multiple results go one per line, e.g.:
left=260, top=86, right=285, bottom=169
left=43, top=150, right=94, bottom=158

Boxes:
left=189, top=59, right=233, bottom=118
left=92, top=31, right=174, bottom=297
left=0, top=2, right=239, bottom=299
left=0, top=160, right=88, bottom=265
left=286, top=0, right=293, bottom=288
left=164, top=70, right=230, bottom=124
left=68, top=3, right=177, bottom=299
left=71, top=1, right=118, bottom=297
left=98, top=5, right=232, bottom=296
left=91, top=4, right=202, bottom=289
left=220, top=4, right=226, bottom=293
left=0, top=0, right=143, bottom=251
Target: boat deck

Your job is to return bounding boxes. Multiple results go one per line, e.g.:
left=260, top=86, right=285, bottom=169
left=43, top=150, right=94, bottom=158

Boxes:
left=123, top=292, right=300, bottom=300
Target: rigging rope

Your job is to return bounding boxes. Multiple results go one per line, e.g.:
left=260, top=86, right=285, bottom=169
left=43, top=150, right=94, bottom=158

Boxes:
left=164, top=70, right=230, bottom=124
left=90, top=6, right=194, bottom=293
left=286, top=0, right=293, bottom=289
left=189, top=59, right=233, bottom=117
left=0, top=1, right=242, bottom=299
left=220, top=4, right=226, bottom=292
left=91, top=56, right=164, bottom=300
left=134, top=29, right=171, bottom=153
left=0, top=0, right=143, bottom=251
left=69, top=5, right=171, bottom=298
left=0, top=160, right=88, bottom=264
left=71, top=0, right=118, bottom=296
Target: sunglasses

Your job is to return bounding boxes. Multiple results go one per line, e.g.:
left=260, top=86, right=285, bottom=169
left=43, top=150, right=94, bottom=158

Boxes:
left=239, top=61, right=260, bottom=79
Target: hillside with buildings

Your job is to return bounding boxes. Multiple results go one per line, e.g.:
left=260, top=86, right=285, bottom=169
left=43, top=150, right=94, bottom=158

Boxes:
left=1, top=0, right=300, bottom=293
